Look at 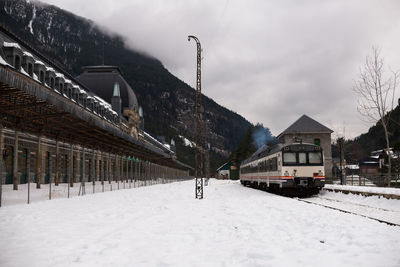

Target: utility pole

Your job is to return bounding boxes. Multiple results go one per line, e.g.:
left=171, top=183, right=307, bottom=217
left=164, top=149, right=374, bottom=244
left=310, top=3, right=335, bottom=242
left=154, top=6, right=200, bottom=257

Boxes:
left=337, top=137, right=345, bottom=185
left=188, top=35, right=204, bottom=199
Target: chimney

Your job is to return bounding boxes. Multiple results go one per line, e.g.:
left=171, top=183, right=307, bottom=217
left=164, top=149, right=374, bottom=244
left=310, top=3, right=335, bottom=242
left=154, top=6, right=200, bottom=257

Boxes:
left=112, top=82, right=121, bottom=118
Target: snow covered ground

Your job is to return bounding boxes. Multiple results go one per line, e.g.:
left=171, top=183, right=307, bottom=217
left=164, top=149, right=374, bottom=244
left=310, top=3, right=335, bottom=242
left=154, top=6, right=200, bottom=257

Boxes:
left=1, top=179, right=400, bottom=267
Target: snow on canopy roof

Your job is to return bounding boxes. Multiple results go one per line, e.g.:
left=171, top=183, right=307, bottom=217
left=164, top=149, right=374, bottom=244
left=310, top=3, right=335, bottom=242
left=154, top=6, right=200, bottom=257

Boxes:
left=23, top=51, right=34, bottom=57
left=143, top=131, right=173, bottom=153
left=72, top=84, right=86, bottom=94
left=46, top=66, right=55, bottom=72
left=3, top=41, right=21, bottom=49
left=64, top=79, right=72, bottom=84
left=34, top=60, right=45, bottom=66
left=0, top=55, right=12, bottom=67
left=93, top=95, right=112, bottom=108
left=55, top=73, right=65, bottom=79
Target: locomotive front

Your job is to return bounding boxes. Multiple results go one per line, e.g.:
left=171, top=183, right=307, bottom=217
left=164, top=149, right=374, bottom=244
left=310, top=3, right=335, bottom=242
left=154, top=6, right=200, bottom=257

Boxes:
left=280, top=143, right=325, bottom=190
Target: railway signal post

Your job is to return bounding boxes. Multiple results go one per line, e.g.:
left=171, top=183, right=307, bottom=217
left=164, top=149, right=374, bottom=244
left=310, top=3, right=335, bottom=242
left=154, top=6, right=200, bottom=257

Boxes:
left=188, top=35, right=204, bottom=199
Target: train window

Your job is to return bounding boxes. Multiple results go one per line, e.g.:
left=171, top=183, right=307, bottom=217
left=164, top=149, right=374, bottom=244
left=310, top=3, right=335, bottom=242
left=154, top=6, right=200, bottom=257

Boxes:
left=283, top=152, right=296, bottom=165
left=271, top=157, right=277, bottom=171
left=309, top=152, right=322, bottom=164
left=314, top=138, right=321, bottom=146
left=299, top=152, right=307, bottom=164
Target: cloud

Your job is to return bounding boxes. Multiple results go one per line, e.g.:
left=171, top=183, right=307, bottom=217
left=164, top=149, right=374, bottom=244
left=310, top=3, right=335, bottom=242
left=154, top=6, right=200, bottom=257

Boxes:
left=39, top=0, right=400, bottom=139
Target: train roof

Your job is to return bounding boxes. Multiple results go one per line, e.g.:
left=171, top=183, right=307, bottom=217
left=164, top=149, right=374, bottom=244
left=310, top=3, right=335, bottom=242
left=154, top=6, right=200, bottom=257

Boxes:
left=241, top=142, right=321, bottom=166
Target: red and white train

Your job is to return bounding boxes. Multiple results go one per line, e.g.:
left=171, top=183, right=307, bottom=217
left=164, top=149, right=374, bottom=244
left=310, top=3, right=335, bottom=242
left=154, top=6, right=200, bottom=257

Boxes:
left=240, top=142, right=325, bottom=196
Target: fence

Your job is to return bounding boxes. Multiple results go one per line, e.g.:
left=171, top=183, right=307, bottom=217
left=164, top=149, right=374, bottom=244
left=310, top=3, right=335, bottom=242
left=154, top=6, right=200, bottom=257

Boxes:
left=1, top=175, right=193, bottom=206
left=326, top=173, right=400, bottom=188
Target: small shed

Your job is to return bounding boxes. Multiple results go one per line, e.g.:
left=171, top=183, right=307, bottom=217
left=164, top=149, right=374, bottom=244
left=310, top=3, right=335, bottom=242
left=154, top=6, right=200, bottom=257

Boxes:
left=216, top=162, right=239, bottom=180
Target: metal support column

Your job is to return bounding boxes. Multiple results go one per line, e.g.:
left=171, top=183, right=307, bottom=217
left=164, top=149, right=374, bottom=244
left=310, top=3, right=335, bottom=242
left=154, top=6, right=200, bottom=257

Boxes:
left=79, top=146, right=86, bottom=196
left=36, top=135, right=42, bottom=189
left=188, top=35, right=204, bottom=199
left=55, top=140, right=59, bottom=186
left=26, top=149, right=30, bottom=204
left=0, top=124, right=4, bottom=207
left=13, top=130, right=19, bottom=190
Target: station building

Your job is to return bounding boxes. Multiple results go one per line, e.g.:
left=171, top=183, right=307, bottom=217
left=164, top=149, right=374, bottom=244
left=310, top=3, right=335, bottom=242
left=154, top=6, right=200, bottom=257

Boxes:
left=0, top=25, right=191, bottom=197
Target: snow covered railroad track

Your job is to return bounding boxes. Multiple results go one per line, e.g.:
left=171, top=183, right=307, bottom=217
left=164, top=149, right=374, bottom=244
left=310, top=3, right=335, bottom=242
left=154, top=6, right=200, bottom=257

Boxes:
left=296, top=198, right=400, bottom=227
left=315, top=196, right=397, bottom=212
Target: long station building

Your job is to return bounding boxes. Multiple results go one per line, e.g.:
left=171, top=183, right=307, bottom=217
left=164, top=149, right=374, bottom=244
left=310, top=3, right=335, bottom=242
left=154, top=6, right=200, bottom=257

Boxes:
left=0, top=25, right=192, bottom=202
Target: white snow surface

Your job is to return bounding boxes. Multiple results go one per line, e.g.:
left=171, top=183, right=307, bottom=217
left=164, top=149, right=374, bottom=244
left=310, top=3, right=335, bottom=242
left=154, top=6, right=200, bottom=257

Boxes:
left=1, top=180, right=400, bottom=267
left=3, top=41, right=21, bottom=49
left=179, top=135, right=195, bottom=147
left=28, top=5, right=36, bottom=35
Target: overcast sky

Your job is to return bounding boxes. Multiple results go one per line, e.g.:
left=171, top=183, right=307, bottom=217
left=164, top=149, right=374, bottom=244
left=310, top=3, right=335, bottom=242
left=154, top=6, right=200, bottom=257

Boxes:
left=39, top=0, right=400, bottom=139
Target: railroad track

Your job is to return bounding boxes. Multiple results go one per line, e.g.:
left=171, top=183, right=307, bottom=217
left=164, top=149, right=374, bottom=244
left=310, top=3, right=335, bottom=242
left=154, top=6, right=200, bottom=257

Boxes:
left=296, top=197, right=400, bottom=227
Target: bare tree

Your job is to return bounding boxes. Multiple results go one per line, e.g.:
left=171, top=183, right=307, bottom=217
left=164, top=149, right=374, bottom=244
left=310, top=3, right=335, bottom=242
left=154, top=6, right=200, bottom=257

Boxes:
left=354, top=47, right=398, bottom=186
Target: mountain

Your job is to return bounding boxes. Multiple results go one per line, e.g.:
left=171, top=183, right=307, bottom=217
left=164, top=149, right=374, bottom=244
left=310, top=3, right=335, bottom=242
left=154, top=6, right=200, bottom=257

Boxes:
left=0, top=0, right=253, bottom=172
left=342, top=101, right=400, bottom=163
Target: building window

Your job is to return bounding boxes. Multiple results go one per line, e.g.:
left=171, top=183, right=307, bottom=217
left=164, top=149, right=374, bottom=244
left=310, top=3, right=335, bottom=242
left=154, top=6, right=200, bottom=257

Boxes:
left=27, top=63, right=33, bottom=76
left=39, top=71, right=45, bottom=83
left=314, top=138, right=320, bottom=146
left=50, top=77, right=55, bottom=89
left=15, top=55, right=21, bottom=70
left=113, top=82, right=120, bottom=97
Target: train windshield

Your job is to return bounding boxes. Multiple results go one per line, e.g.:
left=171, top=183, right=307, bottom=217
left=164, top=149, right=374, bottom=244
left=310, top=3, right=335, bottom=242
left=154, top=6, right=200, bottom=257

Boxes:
left=309, top=152, right=322, bottom=164
left=282, top=151, right=323, bottom=166
left=283, top=152, right=296, bottom=164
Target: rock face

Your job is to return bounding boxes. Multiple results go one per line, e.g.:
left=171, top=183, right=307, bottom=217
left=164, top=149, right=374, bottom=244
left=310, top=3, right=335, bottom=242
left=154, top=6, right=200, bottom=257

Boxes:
left=0, top=0, right=252, bottom=169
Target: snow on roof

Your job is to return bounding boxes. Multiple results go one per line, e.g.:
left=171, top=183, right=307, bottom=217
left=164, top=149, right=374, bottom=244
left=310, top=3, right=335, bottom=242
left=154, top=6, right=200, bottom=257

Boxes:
left=46, top=66, right=55, bottom=72
left=72, top=85, right=86, bottom=94
left=64, top=79, right=72, bottom=84
left=178, top=135, right=195, bottom=147
left=3, top=41, right=21, bottom=49
left=0, top=56, right=12, bottom=67
left=34, top=60, right=45, bottom=66
left=23, top=51, right=34, bottom=58
left=93, top=96, right=112, bottom=108
left=143, top=131, right=173, bottom=152
left=55, top=73, right=65, bottom=79
left=32, top=73, right=40, bottom=82
left=20, top=67, right=30, bottom=77
left=345, top=165, right=359, bottom=170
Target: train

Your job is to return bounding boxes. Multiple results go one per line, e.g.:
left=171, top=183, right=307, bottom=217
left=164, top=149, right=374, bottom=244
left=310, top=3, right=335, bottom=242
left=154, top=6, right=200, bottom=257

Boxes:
left=240, top=142, right=325, bottom=196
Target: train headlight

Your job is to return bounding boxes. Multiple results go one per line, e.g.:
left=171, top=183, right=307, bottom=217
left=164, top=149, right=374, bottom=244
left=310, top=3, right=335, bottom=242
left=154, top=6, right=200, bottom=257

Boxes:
left=284, top=170, right=289, bottom=176
left=318, top=170, right=323, bottom=176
